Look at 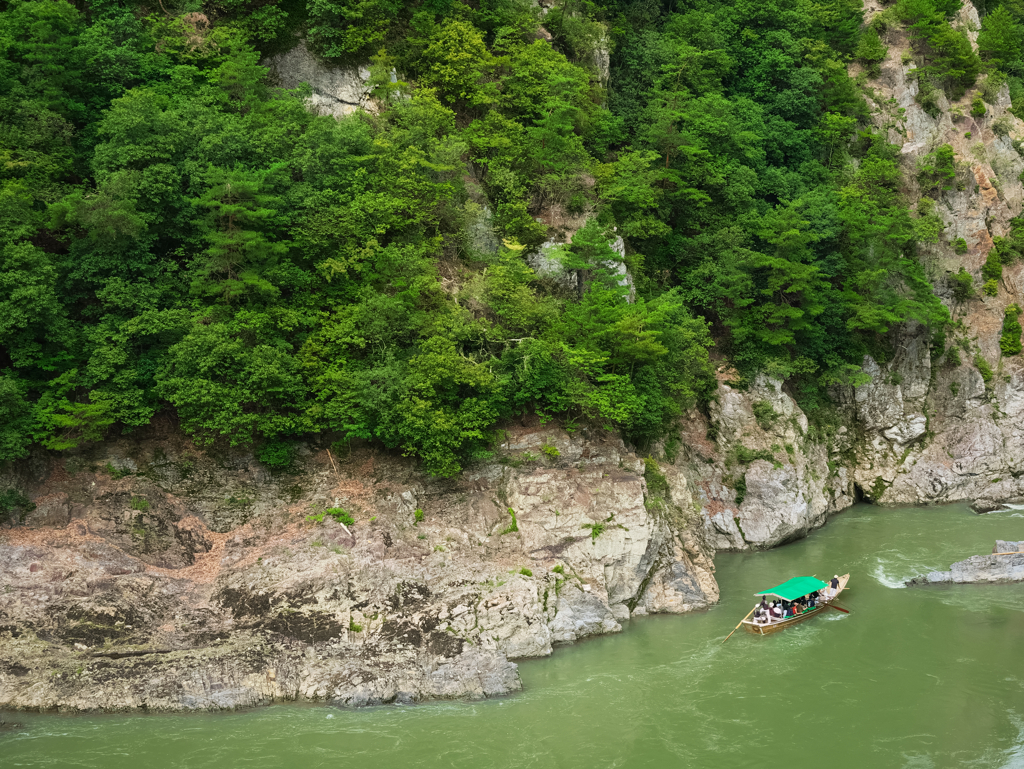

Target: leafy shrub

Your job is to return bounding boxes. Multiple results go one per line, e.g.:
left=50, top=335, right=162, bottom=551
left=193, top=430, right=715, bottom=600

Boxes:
left=983, top=250, right=1004, bottom=283
left=0, top=488, right=34, bottom=526
left=975, top=353, right=994, bottom=384
left=349, top=619, right=363, bottom=632
left=500, top=508, right=519, bottom=535
left=752, top=400, right=780, bottom=430
left=856, top=26, right=889, bottom=77
left=980, top=72, right=1008, bottom=105
left=918, top=145, right=957, bottom=193
left=900, top=1, right=981, bottom=98
left=914, top=197, right=945, bottom=242
left=414, top=508, right=425, bottom=524
left=258, top=440, right=295, bottom=470
left=949, top=267, right=974, bottom=301
left=130, top=497, right=149, bottom=512
left=733, top=446, right=776, bottom=465
left=734, top=474, right=747, bottom=506
left=307, top=507, right=355, bottom=526
left=519, top=568, right=533, bottom=577
left=1000, top=304, right=1022, bottom=356
left=582, top=522, right=605, bottom=541
left=972, top=95, right=987, bottom=117
left=540, top=443, right=561, bottom=458
left=984, top=279, right=1000, bottom=296
left=643, top=457, right=670, bottom=497
left=953, top=237, right=968, bottom=254
left=993, top=116, right=1013, bottom=137
left=945, top=346, right=962, bottom=367
left=552, top=564, right=565, bottom=574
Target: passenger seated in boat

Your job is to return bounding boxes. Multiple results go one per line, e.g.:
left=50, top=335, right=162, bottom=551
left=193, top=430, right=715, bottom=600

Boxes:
left=770, top=602, right=783, bottom=620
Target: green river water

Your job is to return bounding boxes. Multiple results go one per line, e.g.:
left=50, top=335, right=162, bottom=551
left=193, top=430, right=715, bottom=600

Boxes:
left=5, top=502, right=1024, bottom=768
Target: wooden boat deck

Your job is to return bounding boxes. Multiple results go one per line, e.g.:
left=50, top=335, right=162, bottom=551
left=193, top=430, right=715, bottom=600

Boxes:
left=740, top=573, right=849, bottom=635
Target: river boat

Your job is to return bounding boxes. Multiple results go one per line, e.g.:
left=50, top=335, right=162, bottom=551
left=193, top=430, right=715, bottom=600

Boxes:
left=740, top=574, right=850, bottom=635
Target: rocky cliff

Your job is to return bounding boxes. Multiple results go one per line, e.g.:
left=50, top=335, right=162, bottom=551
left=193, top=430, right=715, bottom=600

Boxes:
left=846, top=1, right=1024, bottom=507
left=0, top=421, right=717, bottom=711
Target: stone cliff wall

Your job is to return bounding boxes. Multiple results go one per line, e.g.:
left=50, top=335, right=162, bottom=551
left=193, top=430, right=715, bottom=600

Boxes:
left=0, top=421, right=718, bottom=711
left=846, top=1, right=1024, bottom=507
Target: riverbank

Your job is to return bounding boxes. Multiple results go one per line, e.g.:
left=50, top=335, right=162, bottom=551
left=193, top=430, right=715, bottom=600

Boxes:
left=5, top=502, right=1024, bottom=768
left=1, top=421, right=724, bottom=712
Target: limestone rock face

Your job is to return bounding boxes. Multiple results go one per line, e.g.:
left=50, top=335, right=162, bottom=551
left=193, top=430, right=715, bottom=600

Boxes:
left=829, top=2, right=1024, bottom=506
left=265, top=41, right=379, bottom=118
left=658, top=375, right=851, bottom=552
left=0, top=423, right=716, bottom=712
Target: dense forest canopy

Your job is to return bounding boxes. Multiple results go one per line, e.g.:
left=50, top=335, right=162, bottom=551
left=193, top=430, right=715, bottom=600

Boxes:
left=0, top=0, right=1020, bottom=475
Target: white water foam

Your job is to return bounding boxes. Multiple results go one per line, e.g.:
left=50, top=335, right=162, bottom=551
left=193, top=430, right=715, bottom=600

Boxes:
left=873, top=561, right=910, bottom=589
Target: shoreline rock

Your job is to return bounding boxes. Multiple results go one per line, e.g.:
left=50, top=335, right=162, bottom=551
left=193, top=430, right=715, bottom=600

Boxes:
left=0, top=422, right=720, bottom=713
left=907, top=541, right=1024, bottom=585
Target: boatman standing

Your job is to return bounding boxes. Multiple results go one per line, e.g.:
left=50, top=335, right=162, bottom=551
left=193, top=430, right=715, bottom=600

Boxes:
left=827, top=575, right=839, bottom=599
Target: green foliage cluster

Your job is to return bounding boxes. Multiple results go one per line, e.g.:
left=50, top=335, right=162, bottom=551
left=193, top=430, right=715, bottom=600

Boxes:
left=307, top=507, right=355, bottom=525
left=857, top=26, right=889, bottom=77
left=918, top=144, right=957, bottom=193
left=732, top=445, right=776, bottom=465
left=1001, top=304, right=1023, bottom=356
left=581, top=513, right=625, bottom=541
left=259, top=440, right=295, bottom=469
left=975, top=352, right=994, bottom=384
left=0, top=488, right=35, bottom=526
left=500, top=507, right=518, bottom=535
left=752, top=400, right=780, bottom=431
left=733, top=474, right=747, bottom=505
left=983, top=249, right=1004, bottom=287
left=0, top=0, right=966, bottom=477
left=949, top=267, right=975, bottom=302
left=895, top=0, right=981, bottom=100
left=643, top=456, right=670, bottom=497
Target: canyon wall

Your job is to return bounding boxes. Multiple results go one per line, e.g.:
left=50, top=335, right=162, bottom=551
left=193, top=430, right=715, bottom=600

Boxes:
left=6, top=2, right=1024, bottom=712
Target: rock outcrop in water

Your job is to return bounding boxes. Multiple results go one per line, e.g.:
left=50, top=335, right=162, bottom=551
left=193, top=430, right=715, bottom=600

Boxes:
left=907, top=541, right=1024, bottom=585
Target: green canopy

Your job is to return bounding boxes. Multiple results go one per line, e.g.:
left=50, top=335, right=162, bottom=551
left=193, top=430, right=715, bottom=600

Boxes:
left=755, top=576, right=828, bottom=601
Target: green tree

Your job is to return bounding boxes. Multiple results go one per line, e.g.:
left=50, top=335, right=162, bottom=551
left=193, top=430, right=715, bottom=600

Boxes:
left=190, top=165, right=292, bottom=304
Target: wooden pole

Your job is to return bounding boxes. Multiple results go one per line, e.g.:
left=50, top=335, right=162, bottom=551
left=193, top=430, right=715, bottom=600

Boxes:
left=992, top=551, right=1024, bottom=556
left=326, top=448, right=340, bottom=479
left=723, top=606, right=757, bottom=644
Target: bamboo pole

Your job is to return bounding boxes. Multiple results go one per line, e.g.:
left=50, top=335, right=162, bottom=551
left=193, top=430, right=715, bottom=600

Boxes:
left=723, top=606, right=757, bottom=644
left=325, top=448, right=353, bottom=539
left=992, top=551, right=1024, bottom=556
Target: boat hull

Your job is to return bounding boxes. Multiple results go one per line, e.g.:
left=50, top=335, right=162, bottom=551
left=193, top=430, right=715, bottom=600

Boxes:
left=741, top=573, right=849, bottom=635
